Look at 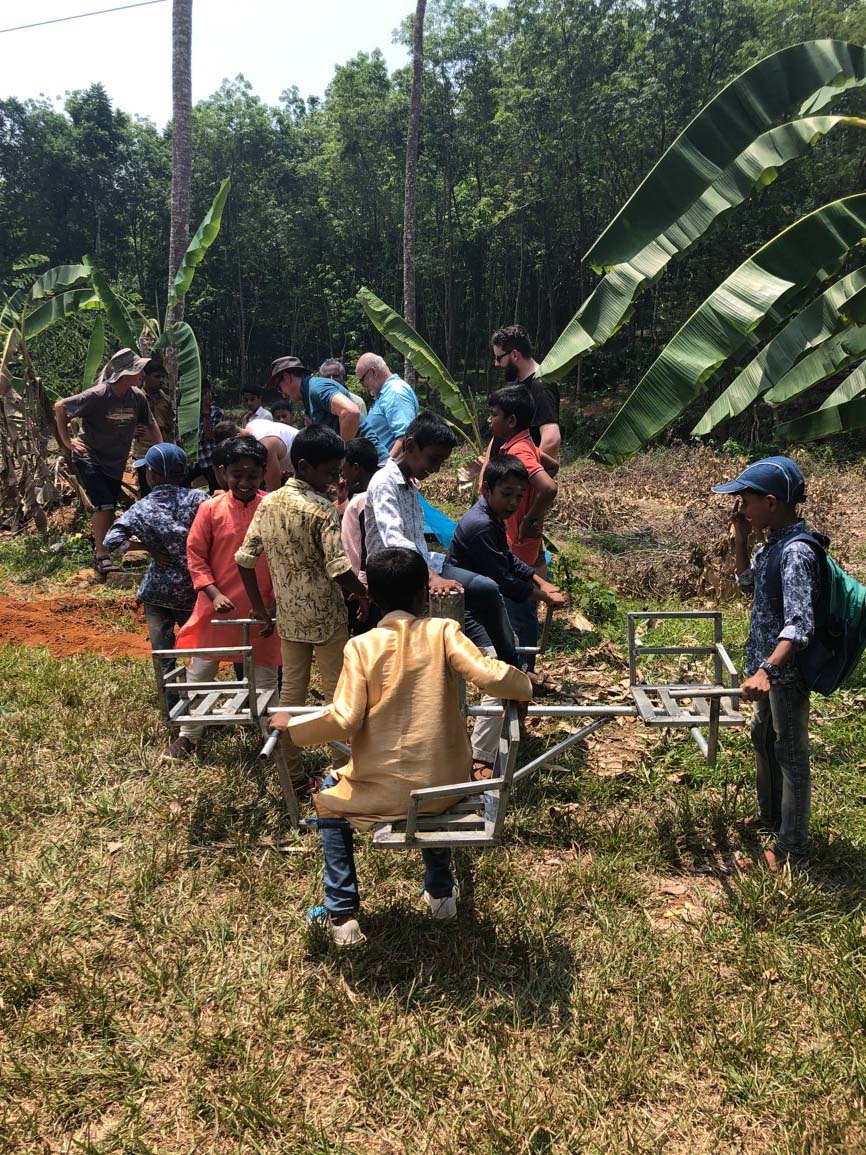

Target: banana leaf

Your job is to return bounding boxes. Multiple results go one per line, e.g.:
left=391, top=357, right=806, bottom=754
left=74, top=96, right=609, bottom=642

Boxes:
left=820, top=360, right=866, bottom=409
left=540, top=115, right=866, bottom=380
left=766, top=324, right=866, bottom=405
left=22, top=289, right=99, bottom=339
left=154, top=322, right=200, bottom=458
left=586, top=40, right=866, bottom=271
left=356, top=286, right=480, bottom=442
left=778, top=392, right=866, bottom=442
left=28, top=263, right=91, bottom=300
left=86, top=264, right=139, bottom=351
left=692, top=265, right=866, bottom=434
left=166, top=178, right=231, bottom=315
left=82, top=316, right=105, bottom=388
left=591, top=194, right=866, bottom=465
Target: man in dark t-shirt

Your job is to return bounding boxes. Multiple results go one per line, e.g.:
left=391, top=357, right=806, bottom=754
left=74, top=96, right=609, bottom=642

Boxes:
left=490, top=323, right=561, bottom=467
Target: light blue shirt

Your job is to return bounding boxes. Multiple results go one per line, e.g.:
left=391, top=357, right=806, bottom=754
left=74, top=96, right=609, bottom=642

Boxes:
left=367, top=374, right=419, bottom=453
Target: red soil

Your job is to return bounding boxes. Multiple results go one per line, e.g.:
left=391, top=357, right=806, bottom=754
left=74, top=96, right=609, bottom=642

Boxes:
left=0, top=593, right=150, bottom=659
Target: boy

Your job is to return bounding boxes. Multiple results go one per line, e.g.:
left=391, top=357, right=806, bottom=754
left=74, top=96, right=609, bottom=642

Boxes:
left=713, top=455, right=821, bottom=870
left=169, top=436, right=282, bottom=759
left=271, top=399, right=296, bottom=426
left=102, top=444, right=207, bottom=694
left=448, top=454, right=566, bottom=774
left=365, top=410, right=520, bottom=666
left=271, top=547, right=532, bottom=945
left=236, top=425, right=369, bottom=791
left=486, top=386, right=558, bottom=671
left=192, top=379, right=225, bottom=494
left=339, top=437, right=381, bottom=634
left=132, top=359, right=174, bottom=496
left=241, top=384, right=272, bottom=422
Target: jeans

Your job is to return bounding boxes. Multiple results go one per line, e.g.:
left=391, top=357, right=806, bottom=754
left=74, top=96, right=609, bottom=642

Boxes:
left=317, top=778, right=454, bottom=914
left=504, top=596, right=539, bottom=672
left=751, top=678, right=811, bottom=856
left=144, top=603, right=191, bottom=709
left=440, top=563, right=519, bottom=665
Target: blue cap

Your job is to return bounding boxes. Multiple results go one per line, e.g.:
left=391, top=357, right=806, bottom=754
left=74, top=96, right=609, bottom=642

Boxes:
left=711, top=455, right=805, bottom=503
left=133, top=442, right=188, bottom=475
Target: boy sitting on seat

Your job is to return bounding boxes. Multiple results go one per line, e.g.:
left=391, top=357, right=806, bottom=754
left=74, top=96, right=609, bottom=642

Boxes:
left=270, top=547, right=532, bottom=946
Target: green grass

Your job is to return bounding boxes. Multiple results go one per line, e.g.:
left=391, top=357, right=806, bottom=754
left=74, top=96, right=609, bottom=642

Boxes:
left=1, top=625, right=866, bottom=1153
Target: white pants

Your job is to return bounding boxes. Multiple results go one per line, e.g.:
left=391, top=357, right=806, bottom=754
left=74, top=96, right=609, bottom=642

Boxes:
left=471, top=646, right=504, bottom=765
left=179, top=657, right=278, bottom=742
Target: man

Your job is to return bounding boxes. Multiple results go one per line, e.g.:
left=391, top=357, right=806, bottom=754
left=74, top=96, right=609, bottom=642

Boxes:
left=132, top=358, right=174, bottom=496
left=54, top=347, right=161, bottom=576
left=319, top=358, right=368, bottom=417
left=270, top=355, right=385, bottom=460
left=243, top=407, right=299, bottom=492
left=355, top=352, right=418, bottom=458
left=490, top=324, right=561, bottom=465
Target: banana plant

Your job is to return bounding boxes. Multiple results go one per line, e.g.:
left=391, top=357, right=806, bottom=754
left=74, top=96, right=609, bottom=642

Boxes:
left=0, top=261, right=98, bottom=343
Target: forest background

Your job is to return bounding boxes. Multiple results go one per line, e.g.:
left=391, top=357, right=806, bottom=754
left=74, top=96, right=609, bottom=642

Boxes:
left=4, top=0, right=866, bottom=428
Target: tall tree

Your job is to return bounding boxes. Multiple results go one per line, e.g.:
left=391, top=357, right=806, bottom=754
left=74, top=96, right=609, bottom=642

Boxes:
left=402, top=0, right=426, bottom=386
left=168, top=0, right=192, bottom=328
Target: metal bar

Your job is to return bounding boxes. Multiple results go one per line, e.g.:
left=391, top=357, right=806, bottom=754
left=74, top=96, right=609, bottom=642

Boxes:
left=689, top=726, right=709, bottom=757
left=161, top=666, right=186, bottom=683
left=259, top=731, right=280, bottom=760
left=630, top=686, right=659, bottom=724
left=187, top=690, right=223, bottom=717
left=210, top=618, right=267, bottom=627
left=152, top=646, right=252, bottom=657
left=658, top=686, right=686, bottom=719
left=151, top=653, right=170, bottom=723
left=628, top=611, right=722, bottom=620
left=538, top=603, right=554, bottom=653
left=715, top=643, right=738, bottom=680
left=265, top=703, right=640, bottom=718
left=707, top=696, right=721, bottom=767
left=512, top=716, right=614, bottom=784
left=713, top=613, right=723, bottom=687
left=631, top=645, right=718, bottom=656
left=171, top=680, right=248, bottom=693
left=628, top=614, right=638, bottom=685
left=407, top=776, right=506, bottom=801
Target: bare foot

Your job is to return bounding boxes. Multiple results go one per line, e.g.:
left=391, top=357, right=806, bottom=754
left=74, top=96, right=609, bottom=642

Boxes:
left=735, top=849, right=784, bottom=873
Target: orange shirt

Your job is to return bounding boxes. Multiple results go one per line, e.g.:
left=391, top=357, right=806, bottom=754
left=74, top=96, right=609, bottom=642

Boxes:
left=496, top=429, right=544, bottom=566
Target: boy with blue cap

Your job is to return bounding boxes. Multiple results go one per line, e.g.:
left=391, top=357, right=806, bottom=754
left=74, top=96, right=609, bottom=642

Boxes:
left=103, top=444, right=209, bottom=687
left=712, top=455, right=825, bottom=870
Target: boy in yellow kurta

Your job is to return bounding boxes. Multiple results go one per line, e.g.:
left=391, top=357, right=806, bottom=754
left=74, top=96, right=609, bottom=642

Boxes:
left=271, top=546, right=532, bottom=945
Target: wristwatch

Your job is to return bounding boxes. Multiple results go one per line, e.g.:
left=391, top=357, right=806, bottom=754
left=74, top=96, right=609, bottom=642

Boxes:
left=759, top=661, right=782, bottom=683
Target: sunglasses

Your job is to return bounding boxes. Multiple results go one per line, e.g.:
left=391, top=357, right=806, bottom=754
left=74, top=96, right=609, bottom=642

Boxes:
left=492, top=350, right=513, bottom=364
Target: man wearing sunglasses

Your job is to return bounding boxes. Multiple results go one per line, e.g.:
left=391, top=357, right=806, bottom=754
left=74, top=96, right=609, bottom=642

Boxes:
left=490, top=324, right=561, bottom=467
left=355, top=352, right=419, bottom=459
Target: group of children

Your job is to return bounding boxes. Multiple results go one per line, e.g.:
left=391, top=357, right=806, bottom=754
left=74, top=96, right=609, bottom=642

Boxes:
left=104, top=372, right=827, bottom=938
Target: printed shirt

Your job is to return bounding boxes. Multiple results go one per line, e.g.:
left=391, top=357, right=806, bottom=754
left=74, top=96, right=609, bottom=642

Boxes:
left=102, top=484, right=208, bottom=610
left=496, top=430, right=545, bottom=566
left=364, top=457, right=444, bottom=571
left=132, top=389, right=174, bottom=459
left=447, top=497, right=536, bottom=602
left=235, top=477, right=352, bottom=643
left=62, top=381, right=153, bottom=479
left=197, top=403, right=225, bottom=467
left=301, top=375, right=386, bottom=460
left=736, top=519, right=821, bottom=680
left=367, top=374, right=419, bottom=453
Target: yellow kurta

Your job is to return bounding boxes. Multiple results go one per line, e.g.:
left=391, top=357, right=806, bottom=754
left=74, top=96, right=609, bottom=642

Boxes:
left=286, top=611, right=533, bottom=831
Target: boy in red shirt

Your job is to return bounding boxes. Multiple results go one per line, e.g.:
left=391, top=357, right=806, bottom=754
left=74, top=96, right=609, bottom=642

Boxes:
left=486, top=385, right=558, bottom=667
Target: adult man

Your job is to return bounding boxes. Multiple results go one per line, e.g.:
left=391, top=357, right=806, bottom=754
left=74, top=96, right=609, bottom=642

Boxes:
left=243, top=411, right=299, bottom=492
left=54, top=347, right=161, bottom=575
left=490, top=324, right=561, bottom=464
left=269, top=355, right=385, bottom=460
left=319, top=358, right=368, bottom=417
left=355, top=352, right=418, bottom=458
left=132, top=358, right=174, bottom=496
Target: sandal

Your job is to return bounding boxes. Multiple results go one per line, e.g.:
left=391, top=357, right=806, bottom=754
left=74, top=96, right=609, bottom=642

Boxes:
left=528, top=671, right=559, bottom=697
left=734, top=849, right=784, bottom=874
left=471, top=760, right=494, bottom=781
left=93, top=555, right=118, bottom=578
left=738, top=814, right=778, bottom=834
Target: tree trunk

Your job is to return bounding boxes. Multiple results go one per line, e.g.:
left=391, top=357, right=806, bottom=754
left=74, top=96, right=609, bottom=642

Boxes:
left=166, top=0, right=193, bottom=429
left=402, top=0, right=426, bottom=387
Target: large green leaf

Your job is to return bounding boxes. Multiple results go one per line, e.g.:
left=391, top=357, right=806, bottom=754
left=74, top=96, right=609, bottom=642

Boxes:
left=28, top=263, right=91, bottom=300
left=766, top=324, right=866, bottom=405
left=82, top=316, right=105, bottom=388
left=166, top=178, right=231, bottom=315
left=591, top=194, right=866, bottom=465
left=820, top=361, right=866, bottom=409
left=586, top=41, right=866, bottom=272
left=692, top=265, right=866, bottom=434
left=154, top=322, right=200, bottom=458
left=356, top=286, right=480, bottom=440
left=22, top=289, right=99, bottom=339
left=540, top=115, right=866, bottom=380
left=86, top=263, right=140, bottom=350
left=778, top=392, right=866, bottom=442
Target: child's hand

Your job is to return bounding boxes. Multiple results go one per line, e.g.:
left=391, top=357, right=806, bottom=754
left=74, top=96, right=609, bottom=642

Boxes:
left=517, top=515, right=542, bottom=542
left=251, top=607, right=275, bottom=637
left=430, top=573, right=462, bottom=595
left=508, top=698, right=529, bottom=725
left=739, top=669, right=771, bottom=702
left=268, top=711, right=289, bottom=732
left=350, top=592, right=370, bottom=623
left=540, top=583, right=566, bottom=608
left=211, top=591, right=235, bottom=613
left=149, top=546, right=172, bottom=567
left=730, top=498, right=750, bottom=541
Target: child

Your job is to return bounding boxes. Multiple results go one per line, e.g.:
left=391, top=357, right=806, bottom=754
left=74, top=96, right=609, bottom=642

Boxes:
left=168, top=436, right=282, bottom=760
left=713, top=455, right=821, bottom=870
left=486, top=386, right=558, bottom=671
left=193, top=379, right=225, bottom=494
left=364, top=410, right=520, bottom=666
left=339, top=437, right=381, bottom=634
left=102, top=443, right=208, bottom=692
left=448, top=454, right=566, bottom=775
left=235, top=425, right=369, bottom=791
left=271, top=546, right=533, bottom=945
left=241, top=384, right=272, bottom=422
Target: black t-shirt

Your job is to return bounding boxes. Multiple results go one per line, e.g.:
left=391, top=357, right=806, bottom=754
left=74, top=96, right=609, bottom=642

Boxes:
left=521, top=373, right=560, bottom=447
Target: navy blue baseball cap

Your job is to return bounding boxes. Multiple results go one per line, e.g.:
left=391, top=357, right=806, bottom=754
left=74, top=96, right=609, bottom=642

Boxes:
left=711, top=455, right=805, bottom=503
left=133, top=442, right=188, bottom=475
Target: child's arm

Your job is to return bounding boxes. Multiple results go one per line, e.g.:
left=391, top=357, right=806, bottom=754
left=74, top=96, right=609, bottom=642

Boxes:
left=102, top=510, right=135, bottom=556
left=235, top=508, right=271, bottom=632
left=443, top=620, right=533, bottom=701
left=271, top=644, right=367, bottom=741
left=518, top=470, right=557, bottom=543
left=730, top=499, right=752, bottom=588
left=740, top=544, right=818, bottom=700
left=187, top=502, right=234, bottom=612
left=341, top=499, right=364, bottom=577
left=320, top=508, right=370, bottom=609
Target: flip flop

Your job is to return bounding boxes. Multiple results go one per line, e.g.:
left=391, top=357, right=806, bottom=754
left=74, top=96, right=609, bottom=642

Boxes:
left=471, top=760, right=494, bottom=781
left=734, top=850, right=783, bottom=874
left=93, top=555, right=118, bottom=578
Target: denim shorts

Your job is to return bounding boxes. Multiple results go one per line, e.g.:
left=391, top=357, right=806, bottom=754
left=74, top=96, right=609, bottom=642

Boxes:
left=73, top=459, right=123, bottom=511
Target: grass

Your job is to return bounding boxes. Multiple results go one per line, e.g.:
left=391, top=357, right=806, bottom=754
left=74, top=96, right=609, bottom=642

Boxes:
left=2, top=599, right=866, bottom=1153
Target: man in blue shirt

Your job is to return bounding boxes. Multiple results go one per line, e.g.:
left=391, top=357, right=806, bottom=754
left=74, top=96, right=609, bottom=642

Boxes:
left=355, top=353, right=419, bottom=458
left=270, top=355, right=385, bottom=461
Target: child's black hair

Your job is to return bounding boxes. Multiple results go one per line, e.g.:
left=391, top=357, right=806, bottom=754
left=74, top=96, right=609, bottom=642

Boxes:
left=405, top=410, right=459, bottom=451
left=345, top=437, right=379, bottom=475
left=242, top=384, right=263, bottom=398
left=290, top=423, right=345, bottom=471
left=483, top=453, right=529, bottom=490
left=213, top=419, right=239, bottom=444
left=220, top=435, right=267, bottom=470
left=366, top=547, right=428, bottom=613
left=487, top=385, right=533, bottom=431
left=271, top=399, right=293, bottom=418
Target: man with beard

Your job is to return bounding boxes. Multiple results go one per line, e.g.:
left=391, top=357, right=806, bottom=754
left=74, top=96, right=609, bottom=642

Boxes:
left=490, top=324, right=561, bottom=467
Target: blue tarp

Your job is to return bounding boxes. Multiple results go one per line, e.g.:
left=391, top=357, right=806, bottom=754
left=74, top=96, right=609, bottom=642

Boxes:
left=420, top=491, right=550, bottom=563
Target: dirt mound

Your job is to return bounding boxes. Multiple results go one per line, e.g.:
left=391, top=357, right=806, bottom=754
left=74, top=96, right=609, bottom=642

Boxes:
left=0, top=594, right=150, bottom=659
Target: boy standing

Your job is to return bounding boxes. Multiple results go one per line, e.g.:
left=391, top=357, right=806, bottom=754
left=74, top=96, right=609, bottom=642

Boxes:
left=713, top=456, right=821, bottom=870
left=192, top=379, right=225, bottom=494
left=132, top=359, right=174, bottom=496
left=241, top=385, right=272, bottom=422
left=339, top=436, right=381, bottom=634
left=271, top=547, right=532, bottom=945
left=236, top=425, right=369, bottom=791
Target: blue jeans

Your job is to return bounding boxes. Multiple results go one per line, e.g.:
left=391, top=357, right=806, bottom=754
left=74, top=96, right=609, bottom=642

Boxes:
left=318, top=777, right=454, bottom=915
left=440, top=563, right=519, bottom=665
left=751, top=678, right=811, bottom=856
left=144, top=603, right=191, bottom=709
left=504, top=596, right=539, bottom=672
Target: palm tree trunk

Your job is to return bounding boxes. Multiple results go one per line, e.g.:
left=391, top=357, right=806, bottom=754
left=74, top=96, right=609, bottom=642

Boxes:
left=166, top=0, right=192, bottom=431
left=402, top=0, right=426, bottom=387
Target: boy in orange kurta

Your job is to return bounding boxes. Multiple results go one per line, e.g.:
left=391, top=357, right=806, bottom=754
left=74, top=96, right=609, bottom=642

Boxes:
left=270, top=546, right=532, bottom=946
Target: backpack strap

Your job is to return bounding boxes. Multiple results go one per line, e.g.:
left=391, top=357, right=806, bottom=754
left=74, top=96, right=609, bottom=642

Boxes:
left=764, top=531, right=827, bottom=611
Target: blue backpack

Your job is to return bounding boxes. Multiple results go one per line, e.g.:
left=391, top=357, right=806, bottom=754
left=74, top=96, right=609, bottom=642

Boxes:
left=766, top=531, right=866, bottom=696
